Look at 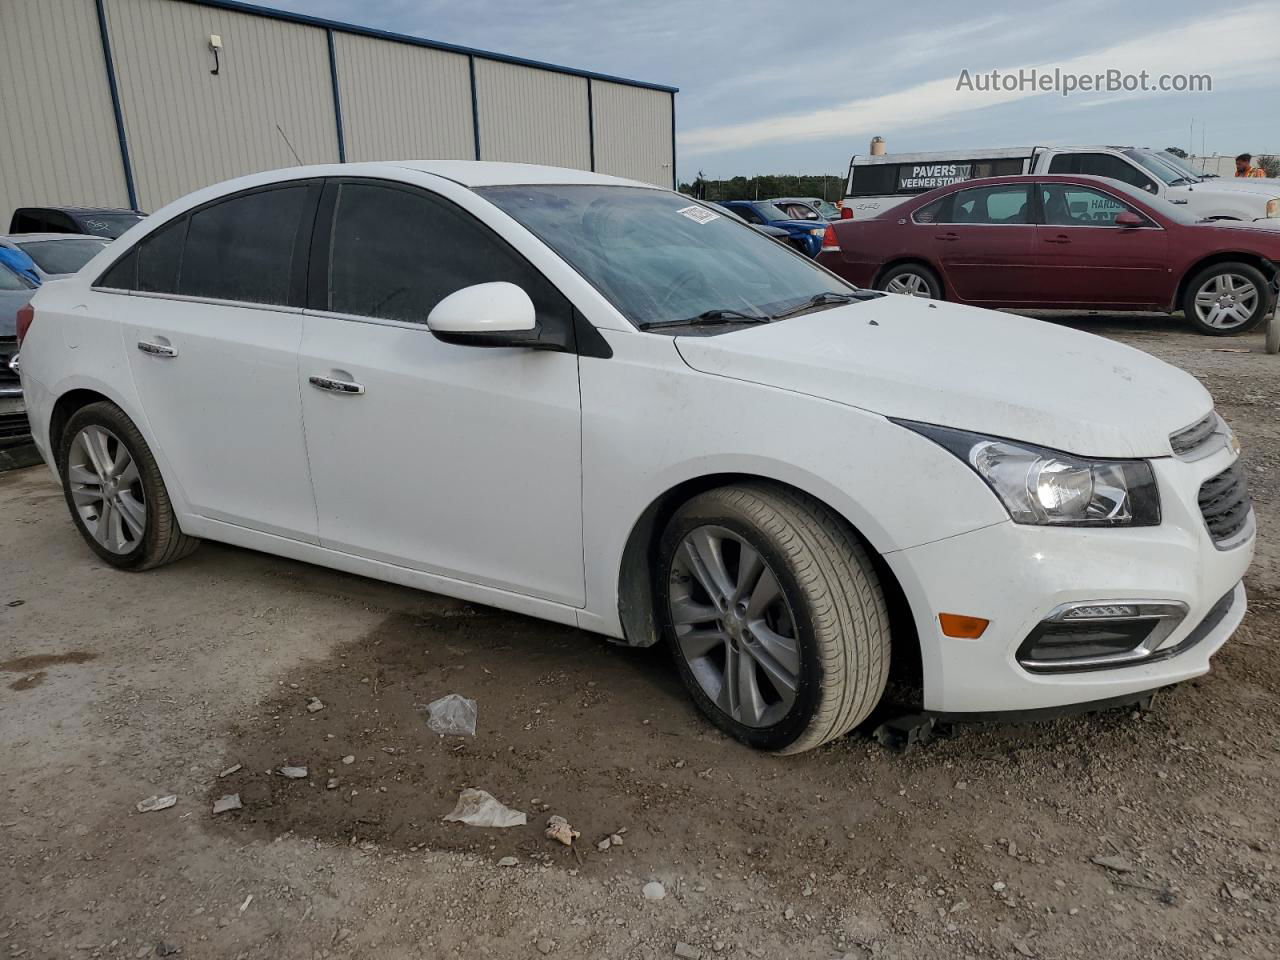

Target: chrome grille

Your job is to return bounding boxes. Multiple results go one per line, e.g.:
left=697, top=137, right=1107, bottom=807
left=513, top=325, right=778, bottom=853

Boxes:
left=1198, top=462, right=1252, bottom=546
left=1170, top=412, right=1217, bottom=458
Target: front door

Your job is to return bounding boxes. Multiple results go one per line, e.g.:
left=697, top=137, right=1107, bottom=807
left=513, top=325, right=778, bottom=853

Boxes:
left=298, top=179, right=585, bottom=606
left=1032, top=183, right=1170, bottom=306
left=116, top=183, right=321, bottom=540
left=929, top=183, right=1038, bottom=303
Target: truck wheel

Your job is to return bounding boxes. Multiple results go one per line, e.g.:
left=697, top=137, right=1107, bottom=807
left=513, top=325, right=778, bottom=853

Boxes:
left=878, top=263, right=942, bottom=299
left=1182, top=263, right=1270, bottom=335
left=57, top=401, right=200, bottom=570
left=658, top=483, right=891, bottom=754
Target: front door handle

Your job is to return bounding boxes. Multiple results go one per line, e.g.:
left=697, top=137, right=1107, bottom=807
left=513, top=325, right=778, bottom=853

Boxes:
left=935, top=232, right=959, bottom=241
left=1044, top=235, right=1072, bottom=244
left=308, top=375, right=365, bottom=395
left=137, top=340, right=178, bottom=358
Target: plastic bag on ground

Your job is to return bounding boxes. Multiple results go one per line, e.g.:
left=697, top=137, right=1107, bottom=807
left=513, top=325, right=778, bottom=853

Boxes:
left=424, top=693, right=477, bottom=736
left=442, top=788, right=526, bottom=827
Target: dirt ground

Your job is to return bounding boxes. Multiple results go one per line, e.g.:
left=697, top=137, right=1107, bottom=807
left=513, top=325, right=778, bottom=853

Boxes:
left=2, top=314, right=1278, bottom=960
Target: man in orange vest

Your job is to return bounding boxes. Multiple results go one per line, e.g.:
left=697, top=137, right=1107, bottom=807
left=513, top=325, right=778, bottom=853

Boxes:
left=1235, top=153, right=1266, bottom=177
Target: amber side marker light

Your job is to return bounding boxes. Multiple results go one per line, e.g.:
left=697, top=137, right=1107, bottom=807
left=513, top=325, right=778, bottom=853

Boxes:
left=939, top=613, right=990, bottom=639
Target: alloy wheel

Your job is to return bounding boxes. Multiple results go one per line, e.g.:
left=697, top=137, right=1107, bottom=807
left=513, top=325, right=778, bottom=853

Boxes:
left=67, top=425, right=146, bottom=555
left=885, top=272, right=931, bottom=297
left=1193, top=273, right=1259, bottom=330
left=668, top=525, right=801, bottom=728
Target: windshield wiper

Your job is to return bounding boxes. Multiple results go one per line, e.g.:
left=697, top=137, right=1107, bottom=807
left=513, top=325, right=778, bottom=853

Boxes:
left=769, top=289, right=880, bottom=320
left=638, top=308, right=772, bottom=331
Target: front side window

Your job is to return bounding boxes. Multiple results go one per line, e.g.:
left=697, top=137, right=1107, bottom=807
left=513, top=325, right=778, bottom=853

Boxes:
left=180, top=187, right=310, bottom=305
left=1048, top=153, right=1157, bottom=193
left=942, top=185, right=1030, bottom=224
left=479, top=184, right=853, bottom=330
left=323, top=181, right=571, bottom=332
left=1041, top=185, right=1144, bottom=227
left=15, top=238, right=109, bottom=275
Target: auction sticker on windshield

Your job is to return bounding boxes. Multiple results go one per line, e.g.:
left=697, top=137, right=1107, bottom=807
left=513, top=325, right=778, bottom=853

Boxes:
left=677, top=205, right=719, bottom=224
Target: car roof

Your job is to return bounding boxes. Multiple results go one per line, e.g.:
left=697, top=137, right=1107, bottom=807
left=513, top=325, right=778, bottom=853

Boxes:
left=2, top=233, right=112, bottom=243
left=15, top=206, right=143, bottom=215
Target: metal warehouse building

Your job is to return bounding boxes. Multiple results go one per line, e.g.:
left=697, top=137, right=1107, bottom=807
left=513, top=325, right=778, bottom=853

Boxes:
left=0, top=0, right=678, bottom=221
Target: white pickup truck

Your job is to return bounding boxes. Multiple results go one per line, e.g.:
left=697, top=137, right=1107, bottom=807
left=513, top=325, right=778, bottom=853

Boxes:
left=841, top=145, right=1280, bottom=223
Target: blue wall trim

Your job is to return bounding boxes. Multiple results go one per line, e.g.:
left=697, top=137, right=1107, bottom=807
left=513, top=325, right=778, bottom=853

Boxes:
left=326, top=30, right=346, bottom=162
left=94, top=0, right=138, bottom=209
left=670, top=92, right=677, bottom=188
left=468, top=56, right=481, bottom=161
left=586, top=79, right=595, bottom=172
left=177, top=0, right=678, bottom=94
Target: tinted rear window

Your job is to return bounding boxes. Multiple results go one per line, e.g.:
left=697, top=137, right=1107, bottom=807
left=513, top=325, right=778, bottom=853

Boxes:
left=180, top=187, right=308, bottom=305
left=15, top=238, right=109, bottom=274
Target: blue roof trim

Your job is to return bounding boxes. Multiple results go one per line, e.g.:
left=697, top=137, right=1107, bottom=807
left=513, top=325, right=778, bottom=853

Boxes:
left=176, top=0, right=679, bottom=93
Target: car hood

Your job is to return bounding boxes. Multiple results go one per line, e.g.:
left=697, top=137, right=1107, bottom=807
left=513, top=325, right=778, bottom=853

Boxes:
left=1175, top=179, right=1280, bottom=198
left=674, top=297, right=1211, bottom=458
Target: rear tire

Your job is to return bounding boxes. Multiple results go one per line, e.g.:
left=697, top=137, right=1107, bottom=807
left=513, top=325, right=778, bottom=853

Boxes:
left=877, top=263, right=942, bottom=299
left=657, top=483, right=891, bottom=754
left=1182, top=262, right=1269, bottom=335
left=57, top=401, right=199, bottom=570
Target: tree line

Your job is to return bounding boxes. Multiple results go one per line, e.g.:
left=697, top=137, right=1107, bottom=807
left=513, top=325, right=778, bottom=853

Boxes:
left=679, top=173, right=846, bottom=202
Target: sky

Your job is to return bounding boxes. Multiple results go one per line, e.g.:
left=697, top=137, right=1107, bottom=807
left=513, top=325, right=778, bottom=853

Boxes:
left=267, top=0, right=1280, bottom=183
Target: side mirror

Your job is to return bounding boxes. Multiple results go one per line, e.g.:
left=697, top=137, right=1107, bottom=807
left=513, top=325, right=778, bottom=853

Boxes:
left=427, top=281, right=540, bottom=348
left=1114, top=211, right=1145, bottom=227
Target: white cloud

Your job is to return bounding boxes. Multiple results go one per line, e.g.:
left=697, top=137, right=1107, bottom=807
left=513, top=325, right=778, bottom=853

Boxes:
left=680, top=5, right=1280, bottom=156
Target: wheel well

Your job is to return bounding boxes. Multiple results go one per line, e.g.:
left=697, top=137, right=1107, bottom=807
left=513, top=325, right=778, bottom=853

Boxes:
left=872, top=258, right=943, bottom=296
left=615, top=474, right=922, bottom=685
left=48, top=389, right=111, bottom=463
left=1174, top=253, right=1278, bottom=312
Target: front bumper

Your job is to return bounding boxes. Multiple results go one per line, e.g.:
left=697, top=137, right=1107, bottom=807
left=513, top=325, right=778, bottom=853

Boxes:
left=886, top=445, right=1254, bottom=713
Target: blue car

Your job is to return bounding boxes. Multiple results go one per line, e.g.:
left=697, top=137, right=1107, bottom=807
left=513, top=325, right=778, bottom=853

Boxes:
left=715, top=200, right=828, bottom=257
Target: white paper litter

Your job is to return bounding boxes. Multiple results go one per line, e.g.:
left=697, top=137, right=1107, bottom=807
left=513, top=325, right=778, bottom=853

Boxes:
left=442, top=788, right=526, bottom=828
left=136, top=795, right=177, bottom=813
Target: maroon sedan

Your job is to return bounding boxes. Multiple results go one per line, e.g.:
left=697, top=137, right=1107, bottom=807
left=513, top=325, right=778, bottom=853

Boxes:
left=817, top=174, right=1280, bottom=335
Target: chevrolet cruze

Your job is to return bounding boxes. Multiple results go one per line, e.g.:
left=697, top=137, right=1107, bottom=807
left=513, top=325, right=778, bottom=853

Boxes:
left=16, top=162, right=1255, bottom=753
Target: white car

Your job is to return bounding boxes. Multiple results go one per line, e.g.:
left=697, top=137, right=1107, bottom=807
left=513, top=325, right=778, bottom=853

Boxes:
left=16, top=162, right=1255, bottom=754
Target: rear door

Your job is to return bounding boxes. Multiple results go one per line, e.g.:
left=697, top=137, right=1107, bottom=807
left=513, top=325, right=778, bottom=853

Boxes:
left=928, top=183, right=1038, bottom=303
left=111, top=182, right=321, bottom=540
left=1032, top=183, right=1169, bottom=306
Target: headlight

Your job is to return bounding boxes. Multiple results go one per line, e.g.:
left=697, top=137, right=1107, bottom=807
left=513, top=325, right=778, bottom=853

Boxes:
left=1267, top=198, right=1279, bottom=218
left=896, top=421, right=1161, bottom=527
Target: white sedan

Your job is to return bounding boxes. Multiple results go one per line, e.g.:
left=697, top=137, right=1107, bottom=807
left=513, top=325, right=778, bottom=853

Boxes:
left=16, top=162, right=1254, bottom=753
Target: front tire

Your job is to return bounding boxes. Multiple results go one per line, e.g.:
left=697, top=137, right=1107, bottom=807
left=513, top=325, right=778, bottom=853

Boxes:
left=1182, top=263, right=1269, bottom=335
left=877, top=263, right=942, bottom=299
left=58, top=401, right=199, bottom=570
left=658, top=484, right=891, bottom=754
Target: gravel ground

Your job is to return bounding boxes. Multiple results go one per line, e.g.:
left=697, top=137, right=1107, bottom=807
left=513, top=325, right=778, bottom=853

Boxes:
left=1, top=315, right=1277, bottom=960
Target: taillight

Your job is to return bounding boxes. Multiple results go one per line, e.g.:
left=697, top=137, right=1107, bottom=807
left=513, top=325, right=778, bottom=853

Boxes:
left=821, top=224, right=840, bottom=252
left=15, top=303, right=34, bottom=346
left=839, top=206, right=853, bottom=219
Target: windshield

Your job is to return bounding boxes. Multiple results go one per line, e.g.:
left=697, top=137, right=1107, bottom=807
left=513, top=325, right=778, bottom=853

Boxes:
left=1123, top=149, right=1187, bottom=185
left=479, top=185, right=852, bottom=330
left=76, top=212, right=144, bottom=238
left=813, top=200, right=840, bottom=218
left=17, top=238, right=109, bottom=274
left=1155, top=151, right=1207, bottom=182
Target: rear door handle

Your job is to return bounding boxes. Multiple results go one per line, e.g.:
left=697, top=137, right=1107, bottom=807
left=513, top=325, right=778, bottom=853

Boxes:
left=308, top=375, right=365, bottom=396
left=137, top=340, right=178, bottom=358
left=1044, top=235, right=1072, bottom=244
left=935, top=232, right=959, bottom=241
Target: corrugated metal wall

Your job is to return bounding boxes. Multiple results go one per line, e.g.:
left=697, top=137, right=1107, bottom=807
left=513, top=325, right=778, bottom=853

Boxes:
left=333, top=33, right=474, bottom=163
left=0, top=0, right=131, bottom=224
left=474, top=59, right=591, bottom=171
left=2, top=0, right=676, bottom=222
left=103, top=0, right=339, bottom=211
left=592, top=81, right=674, bottom=187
